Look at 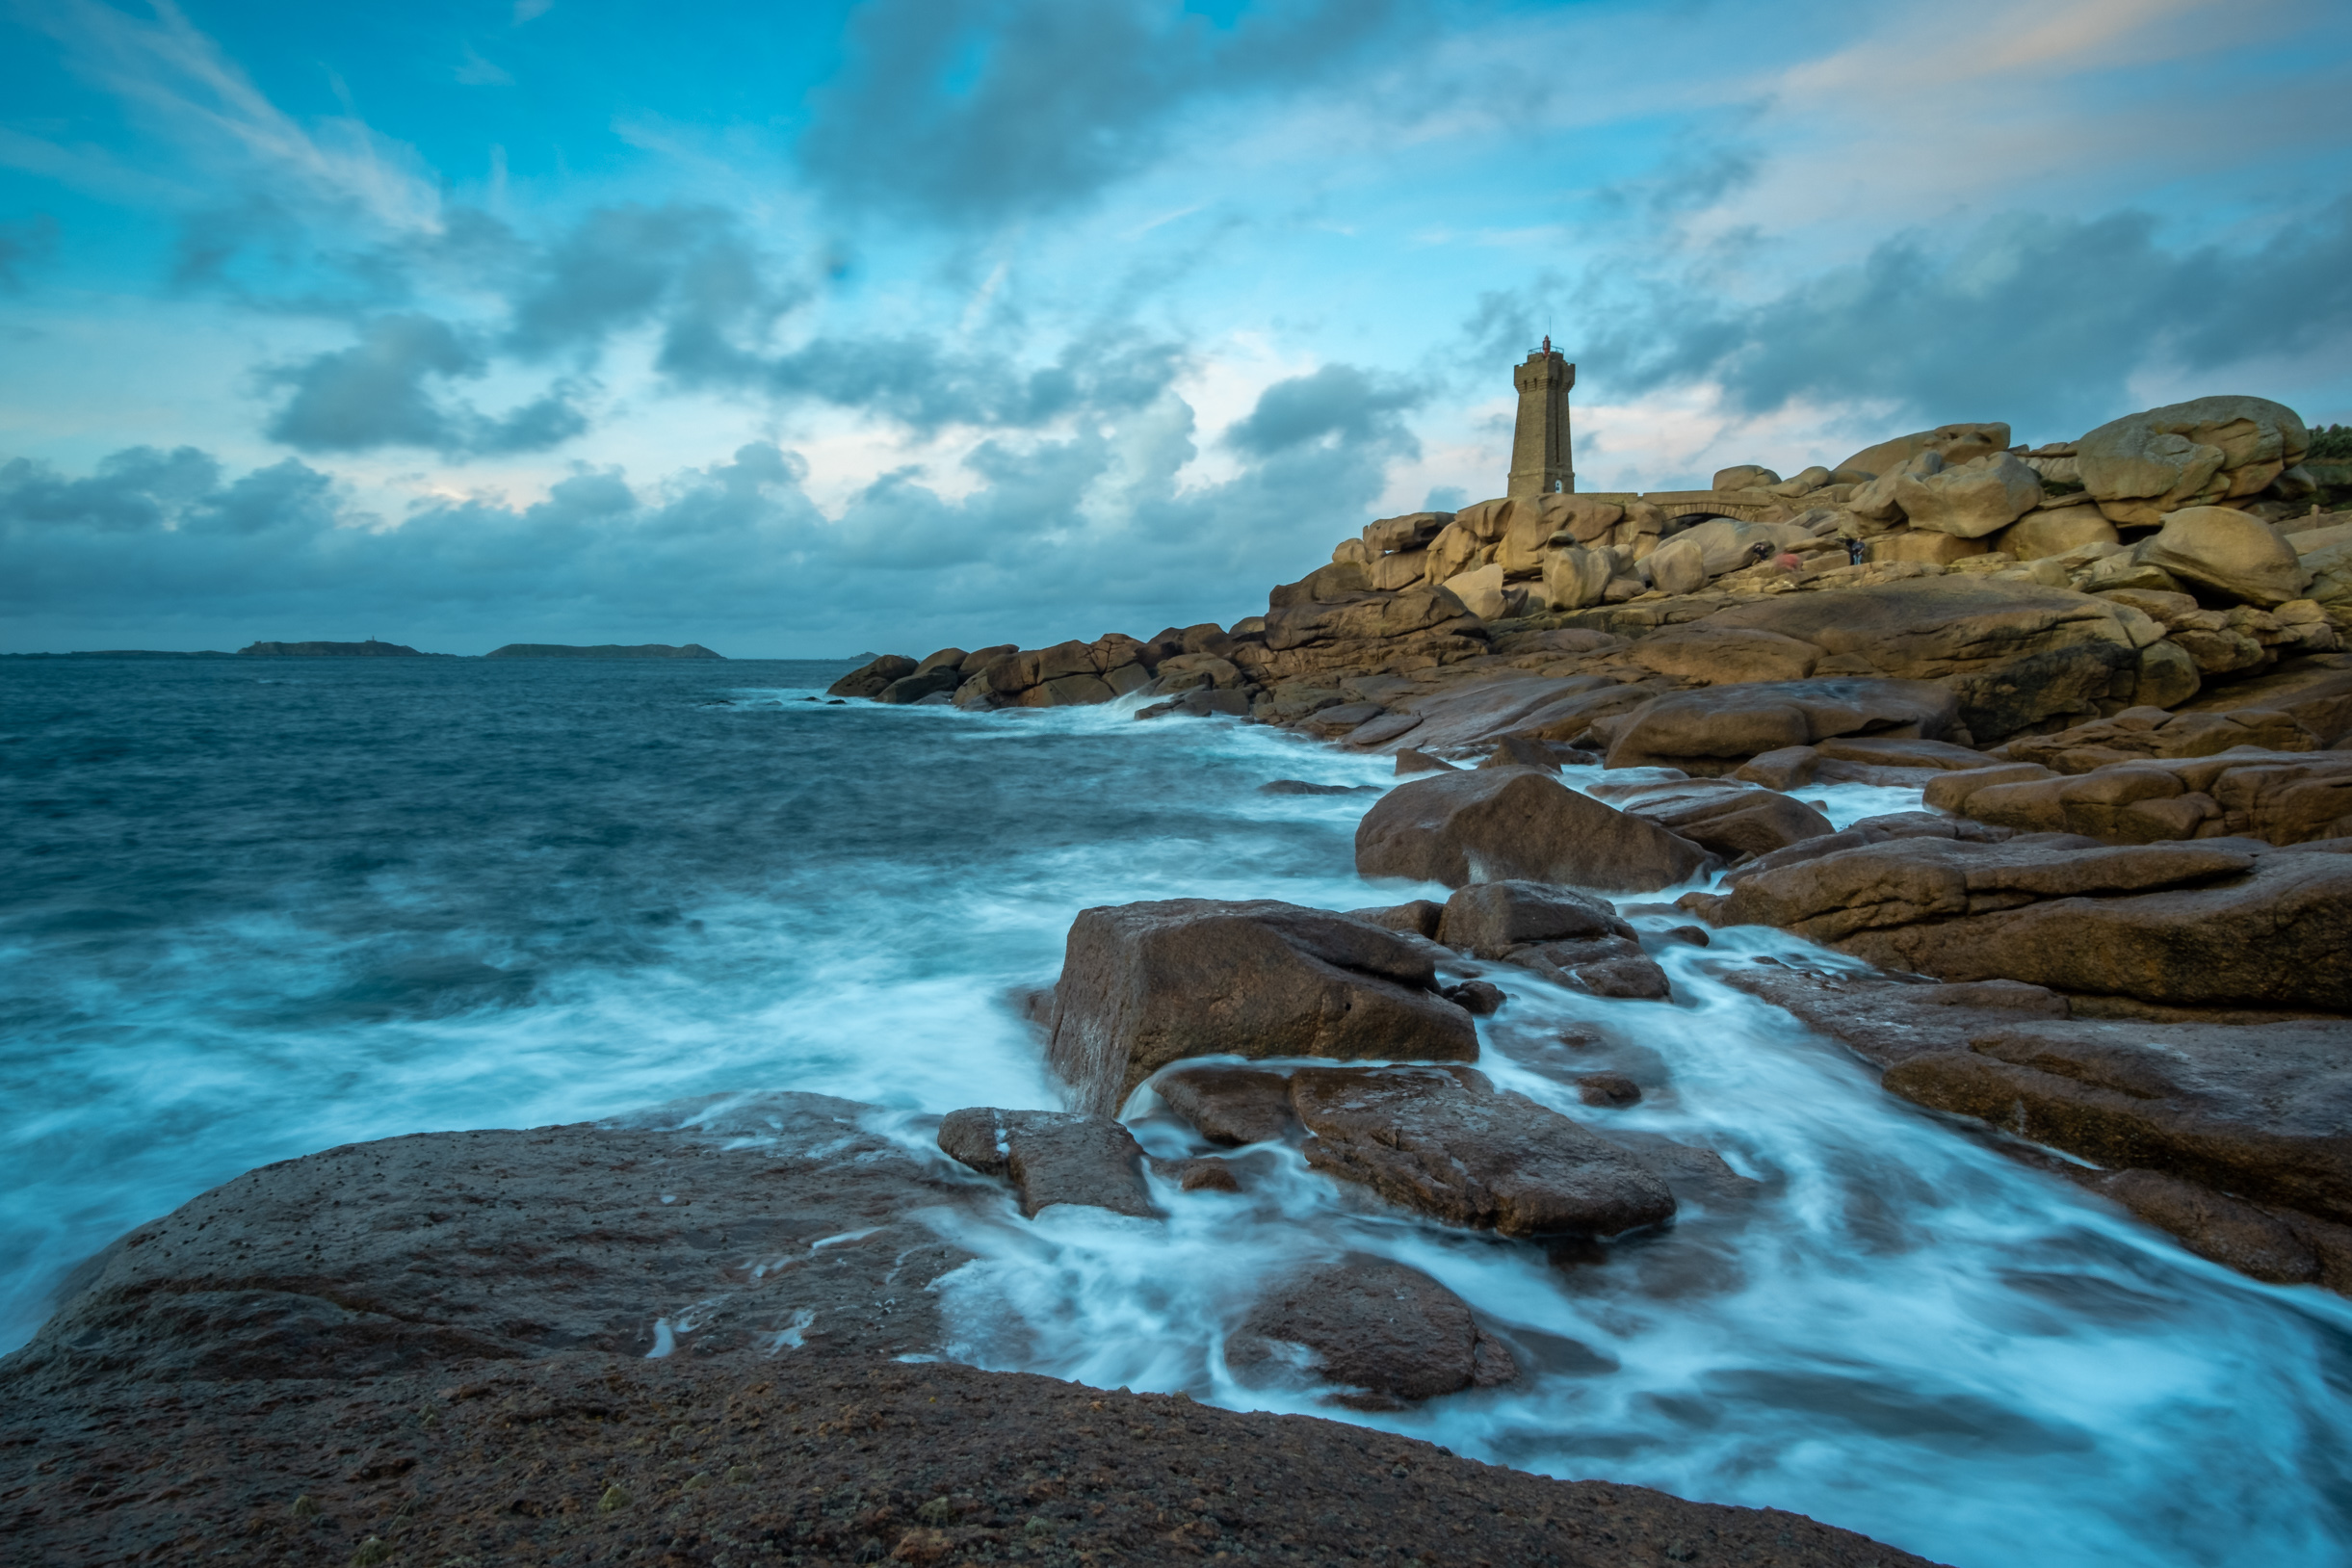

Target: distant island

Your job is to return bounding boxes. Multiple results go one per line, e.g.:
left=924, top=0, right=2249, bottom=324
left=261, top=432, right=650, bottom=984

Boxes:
left=483, top=643, right=725, bottom=660
left=0, top=649, right=236, bottom=660
left=238, top=640, right=451, bottom=658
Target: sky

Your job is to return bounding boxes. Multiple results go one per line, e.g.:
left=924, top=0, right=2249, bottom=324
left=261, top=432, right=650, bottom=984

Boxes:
left=2, top=0, right=2350, bottom=656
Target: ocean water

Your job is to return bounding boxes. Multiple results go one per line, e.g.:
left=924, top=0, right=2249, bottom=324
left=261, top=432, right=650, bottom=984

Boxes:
left=4, top=656, right=2350, bottom=1567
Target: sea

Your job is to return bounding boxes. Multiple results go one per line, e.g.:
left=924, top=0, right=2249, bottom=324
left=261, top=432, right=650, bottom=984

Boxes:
left=3, top=655, right=2349, bottom=1567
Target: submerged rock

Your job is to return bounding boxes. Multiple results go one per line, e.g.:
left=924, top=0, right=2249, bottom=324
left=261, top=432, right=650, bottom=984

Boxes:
left=1153, top=1064, right=1297, bottom=1146
left=1226, top=1255, right=1517, bottom=1409
left=937, top=1107, right=1155, bottom=1217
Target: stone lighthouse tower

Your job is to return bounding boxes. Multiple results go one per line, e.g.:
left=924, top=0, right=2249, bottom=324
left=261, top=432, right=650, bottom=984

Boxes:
left=1507, top=337, right=1575, bottom=498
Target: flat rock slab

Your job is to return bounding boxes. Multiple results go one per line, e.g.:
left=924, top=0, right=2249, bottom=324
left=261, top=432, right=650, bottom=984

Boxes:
left=0, top=1093, right=976, bottom=1393
left=1356, top=768, right=1715, bottom=892
left=0, top=1357, right=1943, bottom=1568
left=937, top=1107, right=1155, bottom=1217
left=1289, top=1066, right=1678, bottom=1239
left=1046, top=899, right=1477, bottom=1117
left=1699, top=836, right=2352, bottom=1013
left=1956, top=748, right=2352, bottom=847
left=1604, top=678, right=1963, bottom=774
left=1372, top=673, right=1670, bottom=754
left=2179, top=655, right=2352, bottom=746
left=1227, top=1254, right=1517, bottom=1408
left=1883, top=1018, right=2352, bottom=1227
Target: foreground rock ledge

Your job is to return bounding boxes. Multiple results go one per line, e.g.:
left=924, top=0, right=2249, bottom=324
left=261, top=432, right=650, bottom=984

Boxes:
left=0, top=1101, right=1942, bottom=1568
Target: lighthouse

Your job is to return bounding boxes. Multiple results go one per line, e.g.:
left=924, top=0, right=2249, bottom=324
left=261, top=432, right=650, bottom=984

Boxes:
left=1507, top=336, right=1575, bottom=498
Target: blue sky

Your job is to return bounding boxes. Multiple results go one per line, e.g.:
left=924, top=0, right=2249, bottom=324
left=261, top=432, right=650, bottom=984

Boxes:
left=4, top=0, right=2350, bottom=655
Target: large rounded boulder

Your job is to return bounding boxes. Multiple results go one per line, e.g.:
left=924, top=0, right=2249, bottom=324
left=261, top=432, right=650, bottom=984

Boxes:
left=1354, top=769, right=1716, bottom=892
left=2134, top=507, right=2312, bottom=607
left=1045, top=900, right=1477, bottom=1116
left=2076, top=395, right=2309, bottom=526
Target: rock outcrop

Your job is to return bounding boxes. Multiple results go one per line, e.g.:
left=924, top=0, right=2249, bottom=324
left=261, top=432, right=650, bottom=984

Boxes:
left=1045, top=900, right=1477, bottom=1117
left=1354, top=768, right=1715, bottom=891
left=1698, top=581, right=2141, bottom=742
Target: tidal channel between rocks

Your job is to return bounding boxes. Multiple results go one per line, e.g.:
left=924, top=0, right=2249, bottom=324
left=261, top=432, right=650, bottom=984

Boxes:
left=4, top=656, right=2350, bottom=1568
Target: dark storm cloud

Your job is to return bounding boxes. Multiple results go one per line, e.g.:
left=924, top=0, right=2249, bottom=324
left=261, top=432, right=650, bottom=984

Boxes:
left=193, top=196, right=1195, bottom=454
left=1228, top=363, right=1421, bottom=456
left=503, top=203, right=799, bottom=377
left=797, top=0, right=1404, bottom=227
left=734, top=328, right=1189, bottom=435
left=0, top=445, right=221, bottom=530
left=260, top=314, right=591, bottom=457
left=1569, top=196, right=2352, bottom=437
left=185, top=458, right=341, bottom=535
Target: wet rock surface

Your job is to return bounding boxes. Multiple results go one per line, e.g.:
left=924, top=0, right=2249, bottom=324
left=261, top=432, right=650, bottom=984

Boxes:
left=1882, top=1018, right=2352, bottom=1227
left=1289, top=1066, right=1679, bottom=1239
left=1150, top=1064, right=1298, bottom=1146
left=1724, top=965, right=2352, bottom=1292
left=1437, top=878, right=1633, bottom=957
left=1045, top=899, right=1477, bottom=1117
left=937, top=1107, right=1155, bottom=1217
left=1226, top=1254, right=1518, bottom=1408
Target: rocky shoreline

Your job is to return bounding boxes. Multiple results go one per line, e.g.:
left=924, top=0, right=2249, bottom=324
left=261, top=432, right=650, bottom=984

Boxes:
left=10, top=397, right=2348, bottom=1567
left=817, top=395, right=2349, bottom=1291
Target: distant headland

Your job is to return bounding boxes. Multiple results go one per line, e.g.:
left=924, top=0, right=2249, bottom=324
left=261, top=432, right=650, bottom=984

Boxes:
left=238, top=640, right=452, bottom=658
left=484, top=642, right=725, bottom=660
left=6, top=640, right=733, bottom=660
